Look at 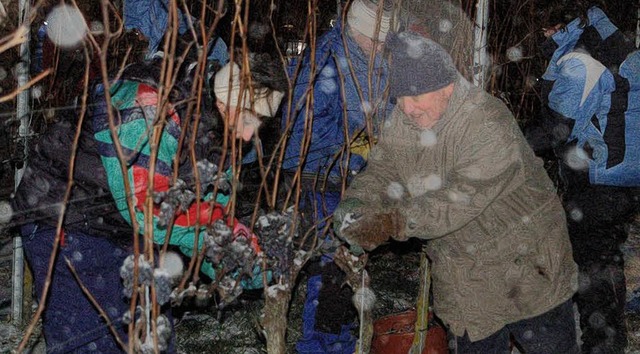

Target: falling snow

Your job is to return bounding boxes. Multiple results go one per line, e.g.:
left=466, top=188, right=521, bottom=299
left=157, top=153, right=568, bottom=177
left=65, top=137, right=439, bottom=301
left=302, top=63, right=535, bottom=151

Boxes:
left=506, top=46, right=524, bottom=62
left=46, top=5, right=87, bottom=48
left=337, top=56, right=349, bottom=70
left=569, top=207, right=584, bottom=222
left=320, top=66, right=336, bottom=78
left=249, top=23, right=270, bottom=41
left=362, top=101, right=372, bottom=114
left=564, top=146, right=590, bottom=171
left=89, top=21, right=104, bottom=35
left=352, top=287, right=376, bottom=312
left=31, top=86, right=42, bottom=99
left=522, top=329, right=534, bottom=340
left=319, top=79, right=338, bottom=94
left=447, top=190, right=470, bottom=204
left=439, top=19, right=453, bottom=33
left=419, top=129, right=437, bottom=147
left=405, top=37, right=425, bottom=59
left=0, top=201, right=13, bottom=224
left=161, top=251, right=184, bottom=279
left=525, top=75, right=538, bottom=89
left=465, top=244, right=477, bottom=254
left=424, top=174, right=442, bottom=191
left=386, top=181, right=404, bottom=200
left=407, top=174, right=443, bottom=197
left=407, top=175, right=426, bottom=197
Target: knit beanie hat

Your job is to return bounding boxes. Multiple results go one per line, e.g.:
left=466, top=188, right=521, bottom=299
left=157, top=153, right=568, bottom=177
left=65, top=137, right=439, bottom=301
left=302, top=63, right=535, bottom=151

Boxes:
left=214, top=62, right=285, bottom=117
left=347, top=0, right=392, bottom=41
left=386, top=32, right=459, bottom=98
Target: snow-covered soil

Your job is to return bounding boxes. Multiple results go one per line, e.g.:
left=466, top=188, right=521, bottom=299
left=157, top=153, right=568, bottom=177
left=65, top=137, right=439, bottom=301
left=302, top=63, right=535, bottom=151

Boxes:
left=1, top=225, right=640, bottom=353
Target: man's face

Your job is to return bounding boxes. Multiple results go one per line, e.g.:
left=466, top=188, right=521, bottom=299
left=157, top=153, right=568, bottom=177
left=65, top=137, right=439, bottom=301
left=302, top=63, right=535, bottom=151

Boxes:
left=397, top=83, right=455, bottom=129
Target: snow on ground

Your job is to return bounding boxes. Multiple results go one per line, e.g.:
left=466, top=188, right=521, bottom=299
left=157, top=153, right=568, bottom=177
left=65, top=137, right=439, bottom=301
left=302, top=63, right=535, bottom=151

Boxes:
left=1, top=225, right=640, bottom=352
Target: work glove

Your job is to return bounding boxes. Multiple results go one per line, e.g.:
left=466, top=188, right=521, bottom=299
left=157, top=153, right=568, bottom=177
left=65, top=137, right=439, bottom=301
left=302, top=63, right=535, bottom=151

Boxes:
left=334, top=201, right=405, bottom=253
left=333, top=198, right=366, bottom=255
left=201, top=221, right=267, bottom=289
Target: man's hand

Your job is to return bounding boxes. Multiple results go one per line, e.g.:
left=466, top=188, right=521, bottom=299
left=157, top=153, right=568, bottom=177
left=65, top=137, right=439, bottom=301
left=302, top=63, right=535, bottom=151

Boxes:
left=335, top=209, right=405, bottom=252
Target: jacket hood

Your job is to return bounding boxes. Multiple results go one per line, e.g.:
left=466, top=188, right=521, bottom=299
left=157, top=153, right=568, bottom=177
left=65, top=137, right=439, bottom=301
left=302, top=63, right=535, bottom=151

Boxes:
left=543, top=6, right=618, bottom=81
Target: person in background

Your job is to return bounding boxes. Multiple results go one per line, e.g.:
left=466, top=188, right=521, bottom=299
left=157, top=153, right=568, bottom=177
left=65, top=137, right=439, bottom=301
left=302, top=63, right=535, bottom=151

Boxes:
left=525, top=1, right=640, bottom=352
left=280, top=0, right=394, bottom=351
left=10, top=38, right=284, bottom=352
left=334, top=32, right=579, bottom=353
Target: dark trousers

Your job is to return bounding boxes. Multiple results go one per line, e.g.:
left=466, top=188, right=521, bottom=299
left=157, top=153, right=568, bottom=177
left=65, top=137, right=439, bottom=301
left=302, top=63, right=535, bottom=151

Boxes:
left=452, top=299, right=580, bottom=354
left=21, top=223, right=175, bottom=353
left=561, top=181, right=639, bottom=353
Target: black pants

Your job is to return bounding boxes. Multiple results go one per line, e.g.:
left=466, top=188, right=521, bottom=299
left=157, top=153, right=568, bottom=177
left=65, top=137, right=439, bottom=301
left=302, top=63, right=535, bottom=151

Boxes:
left=561, top=171, right=640, bottom=354
left=452, top=300, right=579, bottom=354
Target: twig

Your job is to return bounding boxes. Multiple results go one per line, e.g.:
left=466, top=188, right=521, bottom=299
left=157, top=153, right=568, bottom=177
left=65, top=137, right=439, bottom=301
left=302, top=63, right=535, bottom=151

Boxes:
left=0, top=25, right=28, bottom=53
left=334, top=246, right=374, bottom=353
left=409, top=247, right=430, bottom=354
left=0, top=70, right=52, bottom=103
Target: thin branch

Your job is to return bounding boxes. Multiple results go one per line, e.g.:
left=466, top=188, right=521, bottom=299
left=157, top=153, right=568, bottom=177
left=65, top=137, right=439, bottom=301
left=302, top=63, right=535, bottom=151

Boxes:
left=0, top=70, right=52, bottom=103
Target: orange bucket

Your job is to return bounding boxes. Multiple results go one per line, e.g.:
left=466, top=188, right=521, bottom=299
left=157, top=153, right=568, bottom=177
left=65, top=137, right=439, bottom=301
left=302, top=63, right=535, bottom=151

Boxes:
left=371, top=310, right=448, bottom=354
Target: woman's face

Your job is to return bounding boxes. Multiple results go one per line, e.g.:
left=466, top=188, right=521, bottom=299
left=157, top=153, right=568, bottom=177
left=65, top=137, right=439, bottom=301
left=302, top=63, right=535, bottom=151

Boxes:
left=542, top=23, right=563, bottom=38
left=216, top=101, right=260, bottom=142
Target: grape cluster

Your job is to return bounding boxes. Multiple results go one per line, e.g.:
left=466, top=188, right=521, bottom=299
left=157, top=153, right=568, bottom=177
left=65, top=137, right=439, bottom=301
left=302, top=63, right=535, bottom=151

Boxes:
left=254, top=209, right=298, bottom=279
left=153, top=269, right=172, bottom=305
left=120, top=255, right=153, bottom=298
left=196, top=159, right=230, bottom=193
left=203, top=220, right=258, bottom=274
left=152, top=179, right=195, bottom=228
left=203, top=220, right=233, bottom=264
left=203, top=220, right=259, bottom=306
left=139, top=314, right=172, bottom=354
left=216, top=277, right=243, bottom=309
left=152, top=159, right=230, bottom=228
left=120, top=255, right=174, bottom=306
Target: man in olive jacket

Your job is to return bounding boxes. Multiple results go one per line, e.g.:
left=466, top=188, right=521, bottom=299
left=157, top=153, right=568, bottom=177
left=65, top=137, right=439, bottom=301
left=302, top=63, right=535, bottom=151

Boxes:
left=333, top=32, right=579, bottom=352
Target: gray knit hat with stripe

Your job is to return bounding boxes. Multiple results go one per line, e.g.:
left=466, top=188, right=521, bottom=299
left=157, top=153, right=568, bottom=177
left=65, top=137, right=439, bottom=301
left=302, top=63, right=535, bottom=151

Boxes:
left=386, top=32, right=459, bottom=98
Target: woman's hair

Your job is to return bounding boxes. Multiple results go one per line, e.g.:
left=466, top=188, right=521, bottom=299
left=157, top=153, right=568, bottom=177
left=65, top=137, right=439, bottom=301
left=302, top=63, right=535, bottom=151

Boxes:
left=243, top=52, right=288, bottom=93
left=534, top=0, right=604, bottom=29
left=212, top=33, right=288, bottom=118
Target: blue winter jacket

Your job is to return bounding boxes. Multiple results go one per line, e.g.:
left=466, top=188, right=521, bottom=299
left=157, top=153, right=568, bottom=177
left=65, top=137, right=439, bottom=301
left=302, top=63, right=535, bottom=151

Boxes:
left=542, top=6, right=640, bottom=186
left=281, top=22, right=393, bottom=185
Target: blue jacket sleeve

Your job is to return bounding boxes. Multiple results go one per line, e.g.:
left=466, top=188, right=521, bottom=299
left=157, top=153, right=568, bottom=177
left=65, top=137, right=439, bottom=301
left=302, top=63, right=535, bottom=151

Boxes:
left=282, top=57, right=343, bottom=172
